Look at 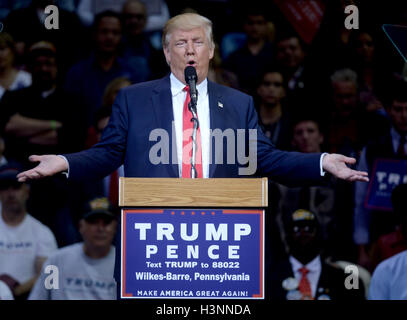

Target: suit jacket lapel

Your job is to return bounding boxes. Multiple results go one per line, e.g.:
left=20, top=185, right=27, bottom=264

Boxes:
left=151, top=76, right=179, bottom=177
left=208, top=80, right=224, bottom=178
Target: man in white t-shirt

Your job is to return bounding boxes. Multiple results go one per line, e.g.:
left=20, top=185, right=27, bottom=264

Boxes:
left=29, top=197, right=117, bottom=300
left=0, top=280, right=14, bottom=300
left=0, top=163, right=58, bottom=300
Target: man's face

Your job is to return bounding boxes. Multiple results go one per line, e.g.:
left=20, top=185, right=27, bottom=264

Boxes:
left=286, top=221, right=320, bottom=259
left=244, top=14, right=267, bottom=41
left=388, top=100, right=407, bottom=134
left=292, top=120, right=323, bottom=153
left=356, top=32, right=374, bottom=63
left=0, top=183, right=29, bottom=214
left=123, top=1, right=147, bottom=38
left=79, top=216, right=117, bottom=250
left=0, top=46, right=13, bottom=69
left=332, top=81, right=358, bottom=117
left=276, top=37, right=305, bottom=69
left=32, top=55, right=57, bottom=87
left=257, top=72, right=285, bottom=105
left=291, top=223, right=318, bottom=249
left=95, top=17, right=122, bottom=54
left=164, top=27, right=214, bottom=84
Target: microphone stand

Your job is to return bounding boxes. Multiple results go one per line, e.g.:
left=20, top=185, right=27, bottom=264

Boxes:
left=188, top=99, right=199, bottom=178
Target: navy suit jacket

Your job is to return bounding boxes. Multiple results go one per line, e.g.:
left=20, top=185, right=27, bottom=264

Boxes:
left=63, top=75, right=325, bottom=297
left=65, top=75, right=323, bottom=185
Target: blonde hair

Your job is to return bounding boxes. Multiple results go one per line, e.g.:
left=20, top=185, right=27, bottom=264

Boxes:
left=162, top=13, right=215, bottom=50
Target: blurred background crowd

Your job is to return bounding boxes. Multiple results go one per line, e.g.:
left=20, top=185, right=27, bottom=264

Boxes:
left=0, top=0, right=406, bottom=300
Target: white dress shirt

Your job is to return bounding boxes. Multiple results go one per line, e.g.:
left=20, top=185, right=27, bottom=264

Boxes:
left=289, top=255, right=322, bottom=298
left=170, top=73, right=210, bottom=178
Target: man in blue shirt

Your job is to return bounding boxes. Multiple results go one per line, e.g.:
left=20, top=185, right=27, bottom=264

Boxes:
left=64, top=10, right=148, bottom=128
left=368, top=249, right=407, bottom=300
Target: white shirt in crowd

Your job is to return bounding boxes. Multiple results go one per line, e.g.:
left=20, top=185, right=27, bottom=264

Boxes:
left=0, top=212, right=57, bottom=284
left=29, top=242, right=116, bottom=300
left=0, top=280, right=14, bottom=300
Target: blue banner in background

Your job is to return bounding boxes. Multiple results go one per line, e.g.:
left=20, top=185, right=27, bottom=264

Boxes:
left=365, top=159, right=407, bottom=211
left=121, top=208, right=264, bottom=299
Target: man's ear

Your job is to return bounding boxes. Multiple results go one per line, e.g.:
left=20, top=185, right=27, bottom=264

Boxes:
left=209, top=46, right=214, bottom=60
left=163, top=47, right=171, bottom=66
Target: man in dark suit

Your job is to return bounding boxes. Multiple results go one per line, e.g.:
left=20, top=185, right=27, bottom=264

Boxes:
left=16, top=13, right=368, bottom=297
left=267, top=209, right=365, bottom=300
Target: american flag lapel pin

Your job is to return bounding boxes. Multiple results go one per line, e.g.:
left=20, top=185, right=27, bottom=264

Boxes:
left=218, top=101, right=223, bottom=108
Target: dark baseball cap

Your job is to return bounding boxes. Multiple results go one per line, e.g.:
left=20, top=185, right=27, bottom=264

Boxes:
left=82, top=197, right=116, bottom=221
left=283, top=208, right=320, bottom=233
left=0, top=162, right=24, bottom=190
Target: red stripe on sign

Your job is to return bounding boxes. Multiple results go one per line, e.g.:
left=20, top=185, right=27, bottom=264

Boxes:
left=253, top=210, right=264, bottom=298
left=122, top=211, right=133, bottom=297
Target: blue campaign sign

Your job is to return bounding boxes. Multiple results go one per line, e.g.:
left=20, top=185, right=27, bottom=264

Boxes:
left=121, top=208, right=264, bottom=299
left=365, top=159, right=407, bottom=211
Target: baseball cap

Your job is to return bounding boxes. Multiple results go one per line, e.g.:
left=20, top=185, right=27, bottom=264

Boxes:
left=82, top=197, right=116, bottom=221
left=28, top=41, right=56, bottom=54
left=291, top=209, right=317, bottom=223
left=27, top=41, right=57, bottom=62
left=0, top=162, right=24, bottom=190
left=284, top=208, right=320, bottom=233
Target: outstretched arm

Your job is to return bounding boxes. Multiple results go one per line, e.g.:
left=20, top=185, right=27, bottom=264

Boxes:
left=16, top=89, right=129, bottom=183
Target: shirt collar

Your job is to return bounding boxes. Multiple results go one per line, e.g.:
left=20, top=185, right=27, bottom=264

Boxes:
left=170, top=72, right=208, bottom=98
left=289, top=255, right=321, bottom=273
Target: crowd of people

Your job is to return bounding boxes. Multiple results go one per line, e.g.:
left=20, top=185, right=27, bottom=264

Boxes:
left=0, top=0, right=406, bottom=300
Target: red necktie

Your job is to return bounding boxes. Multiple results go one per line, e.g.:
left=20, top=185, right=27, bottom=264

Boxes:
left=108, top=170, right=119, bottom=206
left=397, top=135, right=406, bottom=158
left=298, top=267, right=313, bottom=300
left=182, top=85, right=203, bottom=178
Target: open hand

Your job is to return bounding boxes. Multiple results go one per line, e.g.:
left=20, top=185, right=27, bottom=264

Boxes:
left=322, top=153, right=369, bottom=182
left=16, top=155, right=68, bottom=182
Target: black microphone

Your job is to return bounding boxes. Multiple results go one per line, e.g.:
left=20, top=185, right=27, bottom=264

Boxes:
left=184, top=66, right=198, bottom=107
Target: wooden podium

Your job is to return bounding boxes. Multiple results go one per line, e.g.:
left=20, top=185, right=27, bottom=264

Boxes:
left=119, top=177, right=268, bottom=299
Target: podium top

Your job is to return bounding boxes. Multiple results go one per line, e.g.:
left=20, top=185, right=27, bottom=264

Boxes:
left=119, top=178, right=268, bottom=208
